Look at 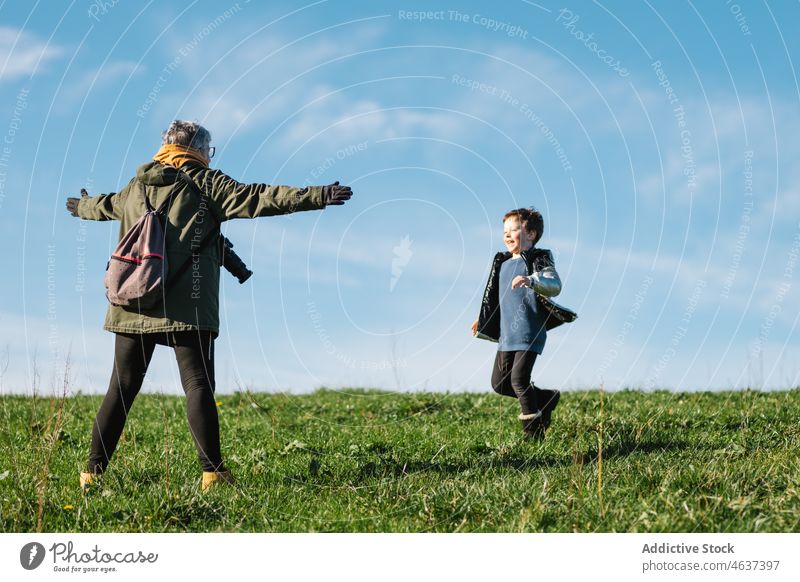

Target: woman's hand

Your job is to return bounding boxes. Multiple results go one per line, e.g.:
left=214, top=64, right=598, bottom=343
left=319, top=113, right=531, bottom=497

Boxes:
left=511, top=275, right=530, bottom=289
left=322, top=181, right=353, bottom=206
left=471, top=319, right=479, bottom=336
left=66, top=188, right=89, bottom=217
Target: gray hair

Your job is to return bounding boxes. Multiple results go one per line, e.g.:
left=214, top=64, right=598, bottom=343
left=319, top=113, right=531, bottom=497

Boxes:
left=161, top=120, right=211, bottom=151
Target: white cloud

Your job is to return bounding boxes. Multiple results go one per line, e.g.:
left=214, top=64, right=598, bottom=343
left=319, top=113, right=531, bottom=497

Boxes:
left=0, top=26, right=62, bottom=82
left=149, top=19, right=389, bottom=143
left=59, top=60, right=145, bottom=107
left=633, top=94, right=800, bottom=214
left=151, top=28, right=598, bottom=157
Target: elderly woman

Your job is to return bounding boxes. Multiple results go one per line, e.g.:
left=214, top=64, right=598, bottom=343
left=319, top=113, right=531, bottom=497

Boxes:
left=67, top=120, right=352, bottom=491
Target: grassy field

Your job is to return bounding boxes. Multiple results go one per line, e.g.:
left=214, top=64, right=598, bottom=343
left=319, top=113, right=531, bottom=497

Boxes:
left=1, top=388, right=798, bottom=532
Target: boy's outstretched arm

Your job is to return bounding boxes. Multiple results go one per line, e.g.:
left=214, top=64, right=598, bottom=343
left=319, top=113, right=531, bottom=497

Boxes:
left=510, top=251, right=562, bottom=297
left=525, top=267, right=561, bottom=297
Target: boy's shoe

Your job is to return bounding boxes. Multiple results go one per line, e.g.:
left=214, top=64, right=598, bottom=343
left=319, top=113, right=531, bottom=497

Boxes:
left=519, top=410, right=545, bottom=440
left=201, top=470, right=235, bottom=492
left=522, top=419, right=545, bottom=440
left=533, top=384, right=561, bottom=428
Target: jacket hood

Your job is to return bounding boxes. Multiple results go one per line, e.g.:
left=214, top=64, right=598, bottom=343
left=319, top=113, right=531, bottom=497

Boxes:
left=136, top=162, right=181, bottom=186
left=135, top=160, right=206, bottom=186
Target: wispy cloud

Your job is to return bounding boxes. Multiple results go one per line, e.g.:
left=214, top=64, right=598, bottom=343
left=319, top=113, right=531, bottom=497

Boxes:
left=0, top=26, right=62, bottom=82
left=148, top=17, right=391, bottom=143
left=59, top=60, right=145, bottom=107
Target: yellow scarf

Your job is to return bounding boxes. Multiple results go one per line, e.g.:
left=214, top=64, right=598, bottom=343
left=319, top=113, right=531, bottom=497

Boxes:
left=152, top=143, right=209, bottom=168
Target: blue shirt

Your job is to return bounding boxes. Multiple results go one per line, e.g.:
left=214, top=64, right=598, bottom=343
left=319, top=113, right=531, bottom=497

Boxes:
left=498, top=256, right=547, bottom=353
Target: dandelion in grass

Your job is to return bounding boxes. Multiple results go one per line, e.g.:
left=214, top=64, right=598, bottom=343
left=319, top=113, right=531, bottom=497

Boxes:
left=63, top=505, right=74, bottom=511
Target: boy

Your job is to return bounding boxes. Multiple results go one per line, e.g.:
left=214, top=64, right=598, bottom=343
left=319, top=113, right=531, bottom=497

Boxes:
left=471, top=208, right=565, bottom=439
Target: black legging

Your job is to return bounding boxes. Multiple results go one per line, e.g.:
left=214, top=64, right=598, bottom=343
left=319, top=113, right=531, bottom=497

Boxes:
left=491, top=350, right=538, bottom=415
left=87, top=331, right=224, bottom=474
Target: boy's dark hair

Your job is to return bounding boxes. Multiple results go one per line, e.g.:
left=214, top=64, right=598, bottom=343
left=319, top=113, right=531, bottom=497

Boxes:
left=503, top=207, right=543, bottom=246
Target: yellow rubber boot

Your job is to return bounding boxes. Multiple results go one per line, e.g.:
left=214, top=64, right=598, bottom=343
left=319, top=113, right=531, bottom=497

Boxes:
left=80, top=472, right=97, bottom=492
left=201, top=470, right=235, bottom=491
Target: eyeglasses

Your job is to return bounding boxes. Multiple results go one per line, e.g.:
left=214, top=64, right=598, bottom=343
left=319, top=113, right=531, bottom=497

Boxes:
left=208, top=146, right=216, bottom=159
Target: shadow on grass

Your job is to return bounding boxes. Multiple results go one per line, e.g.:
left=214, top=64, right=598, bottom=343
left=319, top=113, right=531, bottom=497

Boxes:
left=278, top=432, right=702, bottom=485
left=347, top=435, right=696, bottom=480
left=579, top=435, right=695, bottom=465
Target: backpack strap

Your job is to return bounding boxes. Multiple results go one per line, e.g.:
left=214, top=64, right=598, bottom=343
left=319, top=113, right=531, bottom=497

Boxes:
left=141, top=181, right=155, bottom=212
left=155, top=181, right=182, bottom=214
left=141, top=179, right=182, bottom=215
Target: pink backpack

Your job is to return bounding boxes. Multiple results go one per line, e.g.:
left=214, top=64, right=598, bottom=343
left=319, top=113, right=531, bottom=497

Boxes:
left=104, top=181, right=176, bottom=309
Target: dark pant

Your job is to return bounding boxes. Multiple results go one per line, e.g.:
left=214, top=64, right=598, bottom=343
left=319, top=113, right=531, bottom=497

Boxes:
left=87, top=331, right=224, bottom=474
left=491, top=350, right=538, bottom=415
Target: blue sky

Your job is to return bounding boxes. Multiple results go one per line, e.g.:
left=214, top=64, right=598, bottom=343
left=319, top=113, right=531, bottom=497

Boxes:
left=1, top=0, right=798, bottom=395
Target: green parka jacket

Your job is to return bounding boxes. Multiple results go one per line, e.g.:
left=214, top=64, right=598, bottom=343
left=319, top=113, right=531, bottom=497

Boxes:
left=77, top=161, right=326, bottom=337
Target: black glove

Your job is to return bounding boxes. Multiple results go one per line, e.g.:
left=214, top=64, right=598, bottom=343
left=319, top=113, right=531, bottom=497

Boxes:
left=66, top=188, right=89, bottom=217
left=322, top=181, right=352, bottom=206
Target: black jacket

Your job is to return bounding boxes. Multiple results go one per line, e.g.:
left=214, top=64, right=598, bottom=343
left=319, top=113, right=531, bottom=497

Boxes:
left=476, top=247, right=576, bottom=343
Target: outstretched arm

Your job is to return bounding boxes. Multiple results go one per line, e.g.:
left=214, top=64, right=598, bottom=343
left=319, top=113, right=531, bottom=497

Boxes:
left=524, top=267, right=561, bottom=297
left=209, top=169, right=352, bottom=220
left=510, top=251, right=562, bottom=297
left=66, top=180, right=133, bottom=221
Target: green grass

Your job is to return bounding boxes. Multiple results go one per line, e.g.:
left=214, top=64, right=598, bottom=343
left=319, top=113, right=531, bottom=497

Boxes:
left=1, top=388, right=799, bottom=532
